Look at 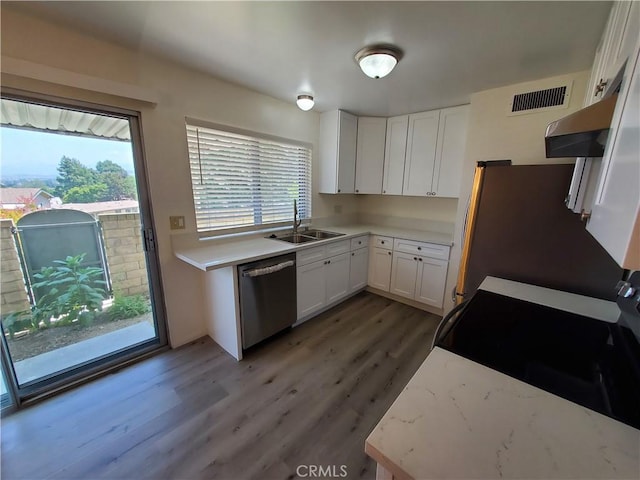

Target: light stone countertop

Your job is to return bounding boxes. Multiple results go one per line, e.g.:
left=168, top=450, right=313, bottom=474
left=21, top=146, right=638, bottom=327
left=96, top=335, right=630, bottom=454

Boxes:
left=479, top=276, right=621, bottom=323
left=174, top=224, right=453, bottom=271
left=365, top=347, right=640, bottom=480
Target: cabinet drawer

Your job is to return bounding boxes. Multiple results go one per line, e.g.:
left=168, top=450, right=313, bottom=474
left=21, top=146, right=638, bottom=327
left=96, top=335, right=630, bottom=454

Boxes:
left=393, top=238, right=450, bottom=260
left=350, top=235, right=369, bottom=250
left=373, top=235, right=393, bottom=250
left=297, top=245, right=326, bottom=266
left=326, top=239, right=351, bottom=257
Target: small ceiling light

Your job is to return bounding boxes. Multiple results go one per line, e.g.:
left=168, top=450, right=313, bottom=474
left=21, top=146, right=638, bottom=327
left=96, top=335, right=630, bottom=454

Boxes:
left=296, top=94, right=314, bottom=111
left=355, top=45, right=403, bottom=79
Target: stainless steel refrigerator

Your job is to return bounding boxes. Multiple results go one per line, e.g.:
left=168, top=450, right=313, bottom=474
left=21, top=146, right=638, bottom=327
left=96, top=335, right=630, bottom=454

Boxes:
left=455, top=162, right=624, bottom=304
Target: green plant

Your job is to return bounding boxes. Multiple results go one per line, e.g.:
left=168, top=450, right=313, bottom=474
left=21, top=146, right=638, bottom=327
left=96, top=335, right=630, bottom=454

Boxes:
left=2, top=310, right=37, bottom=339
left=31, top=253, right=107, bottom=327
left=106, top=295, right=150, bottom=321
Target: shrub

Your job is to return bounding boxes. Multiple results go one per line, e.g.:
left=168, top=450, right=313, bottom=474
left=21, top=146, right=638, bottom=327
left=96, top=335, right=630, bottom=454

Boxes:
left=31, top=253, right=107, bottom=327
left=107, top=295, right=150, bottom=321
left=2, top=311, right=37, bottom=339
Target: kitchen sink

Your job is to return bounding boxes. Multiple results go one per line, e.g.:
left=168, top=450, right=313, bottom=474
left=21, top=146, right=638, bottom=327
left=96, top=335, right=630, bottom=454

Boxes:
left=268, top=230, right=345, bottom=244
left=303, top=230, right=345, bottom=239
left=276, top=234, right=319, bottom=244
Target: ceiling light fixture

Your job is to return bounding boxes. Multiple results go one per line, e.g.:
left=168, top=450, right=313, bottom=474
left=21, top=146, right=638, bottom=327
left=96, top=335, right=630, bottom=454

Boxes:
left=355, top=45, right=404, bottom=79
left=296, top=94, right=314, bottom=111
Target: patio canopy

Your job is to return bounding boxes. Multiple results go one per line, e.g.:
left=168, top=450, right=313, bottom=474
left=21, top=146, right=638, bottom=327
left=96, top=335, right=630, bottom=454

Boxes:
left=0, top=97, right=131, bottom=141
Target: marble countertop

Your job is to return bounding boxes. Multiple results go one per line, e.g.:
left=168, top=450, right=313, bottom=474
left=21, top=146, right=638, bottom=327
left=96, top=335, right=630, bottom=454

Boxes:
left=365, top=347, right=640, bottom=479
left=174, top=224, right=453, bottom=271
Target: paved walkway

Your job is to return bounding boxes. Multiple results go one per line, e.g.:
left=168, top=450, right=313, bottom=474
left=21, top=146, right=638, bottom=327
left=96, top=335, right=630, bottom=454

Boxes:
left=10, top=322, right=156, bottom=386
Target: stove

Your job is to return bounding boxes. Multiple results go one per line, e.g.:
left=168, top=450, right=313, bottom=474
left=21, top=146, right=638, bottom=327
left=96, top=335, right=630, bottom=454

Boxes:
left=436, top=276, right=640, bottom=429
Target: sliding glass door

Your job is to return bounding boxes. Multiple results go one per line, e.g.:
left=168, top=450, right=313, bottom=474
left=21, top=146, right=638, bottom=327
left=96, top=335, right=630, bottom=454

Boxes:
left=0, top=92, right=167, bottom=404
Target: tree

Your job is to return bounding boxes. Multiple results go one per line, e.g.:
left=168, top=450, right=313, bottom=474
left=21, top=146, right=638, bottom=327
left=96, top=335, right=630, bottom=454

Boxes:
left=63, top=184, right=108, bottom=203
left=55, top=156, right=96, bottom=197
left=96, top=160, right=137, bottom=200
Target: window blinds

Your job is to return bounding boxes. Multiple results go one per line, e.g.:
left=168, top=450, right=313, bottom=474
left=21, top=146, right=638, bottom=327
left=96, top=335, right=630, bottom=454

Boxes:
left=186, top=124, right=312, bottom=233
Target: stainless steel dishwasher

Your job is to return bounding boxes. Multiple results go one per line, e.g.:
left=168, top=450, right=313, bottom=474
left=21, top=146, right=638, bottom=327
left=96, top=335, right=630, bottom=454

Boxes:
left=238, top=253, right=297, bottom=349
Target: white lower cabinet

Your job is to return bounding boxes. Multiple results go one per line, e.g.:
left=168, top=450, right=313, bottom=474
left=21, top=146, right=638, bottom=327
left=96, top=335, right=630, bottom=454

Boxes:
left=390, top=252, right=419, bottom=299
left=297, top=260, right=327, bottom=319
left=325, top=252, right=351, bottom=304
left=368, top=246, right=393, bottom=291
left=349, top=247, right=369, bottom=291
left=390, top=252, right=447, bottom=307
left=415, top=257, right=448, bottom=307
left=297, top=238, right=369, bottom=322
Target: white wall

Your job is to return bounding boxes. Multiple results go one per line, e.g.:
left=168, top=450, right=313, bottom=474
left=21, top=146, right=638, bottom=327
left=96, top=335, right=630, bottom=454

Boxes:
left=357, top=195, right=458, bottom=225
left=1, top=7, right=357, bottom=347
left=443, top=70, right=591, bottom=313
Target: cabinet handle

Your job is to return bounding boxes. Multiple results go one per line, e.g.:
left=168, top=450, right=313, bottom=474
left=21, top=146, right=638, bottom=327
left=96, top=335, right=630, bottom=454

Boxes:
left=580, top=209, right=592, bottom=223
left=381, top=240, right=385, bottom=244
left=414, top=257, right=418, bottom=261
left=388, top=251, right=391, bottom=255
left=383, top=190, right=386, bottom=194
left=337, top=189, right=341, bottom=193
left=356, top=189, right=359, bottom=193
left=327, top=260, right=331, bottom=264
left=351, top=252, right=354, bottom=256
left=417, top=246, right=422, bottom=251
left=358, top=241, right=362, bottom=245
left=419, top=258, right=422, bottom=262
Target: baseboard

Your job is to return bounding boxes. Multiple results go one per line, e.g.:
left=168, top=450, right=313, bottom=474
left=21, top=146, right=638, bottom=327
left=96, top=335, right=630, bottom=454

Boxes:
left=365, top=287, right=444, bottom=317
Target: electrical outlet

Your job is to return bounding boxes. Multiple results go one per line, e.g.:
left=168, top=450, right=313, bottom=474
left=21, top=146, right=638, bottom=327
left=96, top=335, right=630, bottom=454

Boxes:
left=169, top=216, right=185, bottom=230
left=334, top=204, right=343, bottom=214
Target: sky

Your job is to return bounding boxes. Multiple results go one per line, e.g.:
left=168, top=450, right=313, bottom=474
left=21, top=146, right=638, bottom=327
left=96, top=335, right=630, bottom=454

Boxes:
left=0, top=127, right=135, bottom=179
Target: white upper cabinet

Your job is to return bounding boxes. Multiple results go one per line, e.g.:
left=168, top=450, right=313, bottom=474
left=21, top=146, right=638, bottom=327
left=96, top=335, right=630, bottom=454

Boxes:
left=587, top=44, right=640, bottom=269
left=321, top=105, right=468, bottom=198
left=432, top=105, right=470, bottom=198
left=403, top=111, right=441, bottom=196
left=382, top=115, right=409, bottom=195
left=567, top=2, right=640, bottom=225
left=319, top=110, right=357, bottom=194
left=355, top=117, right=387, bottom=194
left=381, top=106, right=469, bottom=198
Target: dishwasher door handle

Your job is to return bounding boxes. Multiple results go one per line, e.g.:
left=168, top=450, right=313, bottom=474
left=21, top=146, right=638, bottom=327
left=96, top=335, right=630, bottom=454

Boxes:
left=242, top=260, right=295, bottom=278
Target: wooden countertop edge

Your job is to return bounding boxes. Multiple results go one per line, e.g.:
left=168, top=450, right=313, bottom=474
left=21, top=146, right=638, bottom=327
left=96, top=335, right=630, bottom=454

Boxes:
left=365, top=440, right=414, bottom=480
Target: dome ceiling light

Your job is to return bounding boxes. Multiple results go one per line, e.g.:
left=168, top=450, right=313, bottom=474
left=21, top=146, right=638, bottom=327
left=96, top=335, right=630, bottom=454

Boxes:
left=355, top=45, right=404, bottom=79
left=296, top=94, right=314, bottom=111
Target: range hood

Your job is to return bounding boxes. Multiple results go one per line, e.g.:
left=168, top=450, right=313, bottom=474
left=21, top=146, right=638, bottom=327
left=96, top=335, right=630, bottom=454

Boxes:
left=544, top=94, right=618, bottom=158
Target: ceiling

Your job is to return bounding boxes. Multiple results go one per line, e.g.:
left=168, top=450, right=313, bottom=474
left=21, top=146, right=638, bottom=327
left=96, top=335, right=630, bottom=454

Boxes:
left=5, top=1, right=612, bottom=116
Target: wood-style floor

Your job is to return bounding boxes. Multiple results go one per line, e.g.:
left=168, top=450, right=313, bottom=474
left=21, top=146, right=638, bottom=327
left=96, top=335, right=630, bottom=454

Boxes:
left=1, top=292, right=440, bottom=480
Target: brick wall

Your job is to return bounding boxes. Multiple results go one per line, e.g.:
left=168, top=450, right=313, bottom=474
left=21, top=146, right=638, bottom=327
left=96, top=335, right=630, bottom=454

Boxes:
left=99, top=213, right=149, bottom=297
left=0, top=219, right=30, bottom=316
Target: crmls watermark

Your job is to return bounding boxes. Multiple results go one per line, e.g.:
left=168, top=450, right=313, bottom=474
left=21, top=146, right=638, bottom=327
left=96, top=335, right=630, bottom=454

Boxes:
left=296, top=464, right=348, bottom=478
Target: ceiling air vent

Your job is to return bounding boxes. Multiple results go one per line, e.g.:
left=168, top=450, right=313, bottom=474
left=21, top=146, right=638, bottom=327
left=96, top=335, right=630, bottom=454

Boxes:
left=507, top=82, right=572, bottom=116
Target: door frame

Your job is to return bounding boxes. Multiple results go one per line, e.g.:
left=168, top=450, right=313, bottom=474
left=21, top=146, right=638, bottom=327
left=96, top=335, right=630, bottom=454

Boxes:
left=0, top=88, right=169, bottom=407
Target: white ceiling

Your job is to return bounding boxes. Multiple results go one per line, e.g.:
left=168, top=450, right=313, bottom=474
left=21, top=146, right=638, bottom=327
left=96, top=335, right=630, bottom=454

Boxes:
left=5, top=1, right=612, bottom=116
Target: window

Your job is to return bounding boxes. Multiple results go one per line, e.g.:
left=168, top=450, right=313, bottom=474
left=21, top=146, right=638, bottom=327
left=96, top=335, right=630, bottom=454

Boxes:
left=186, top=122, right=312, bottom=233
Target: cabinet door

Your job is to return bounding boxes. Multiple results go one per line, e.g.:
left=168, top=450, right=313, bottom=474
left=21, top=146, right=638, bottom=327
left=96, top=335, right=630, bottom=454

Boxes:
left=325, top=253, right=351, bottom=304
left=390, top=251, right=418, bottom=300
left=368, top=247, right=393, bottom=291
left=415, top=257, right=448, bottom=308
left=318, top=110, right=357, bottom=194
left=349, top=247, right=369, bottom=292
left=337, top=111, right=357, bottom=194
left=382, top=115, right=408, bottom=195
left=355, top=117, right=386, bottom=194
left=403, top=111, right=440, bottom=196
left=297, top=261, right=326, bottom=320
left=587, top=45, right=640, bottom=269
left=432, top=105, right=469, bottom=198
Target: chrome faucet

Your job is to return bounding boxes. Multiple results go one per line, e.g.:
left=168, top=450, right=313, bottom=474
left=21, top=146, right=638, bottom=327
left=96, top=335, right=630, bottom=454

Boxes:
left=293, top=199, right=302, bottom=234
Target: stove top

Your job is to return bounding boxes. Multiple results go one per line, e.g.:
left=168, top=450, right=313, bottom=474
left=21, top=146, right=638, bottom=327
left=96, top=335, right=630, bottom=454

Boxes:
left=437, top=289, right=640, bottom=429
